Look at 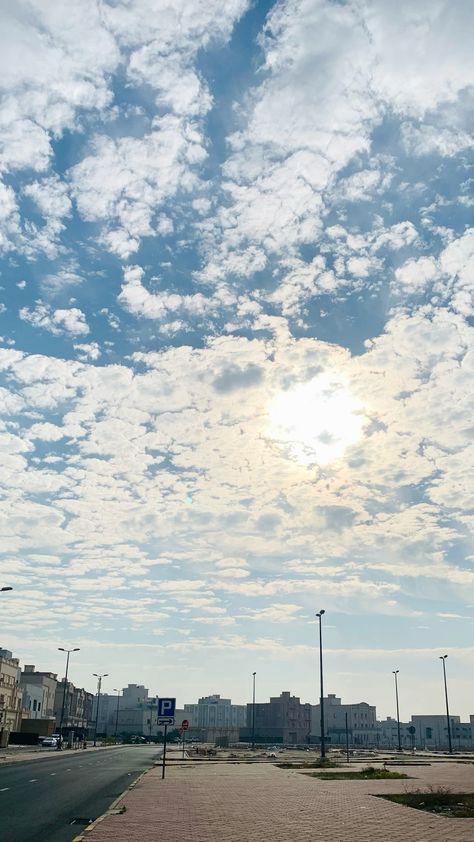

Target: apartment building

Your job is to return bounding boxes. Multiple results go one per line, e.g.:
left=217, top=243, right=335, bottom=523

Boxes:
left=0, top=648, right=22, bottom=740
left=311, top=694, right=378, bottom=746
left=20, top=665, right=57, bottom=720
left=242, top=691, right=312, bottom=744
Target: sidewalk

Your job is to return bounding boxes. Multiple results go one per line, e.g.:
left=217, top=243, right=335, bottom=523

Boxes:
left=0, top=743, right=122, bottom=766
left=79, top=758, right=474, bottom=842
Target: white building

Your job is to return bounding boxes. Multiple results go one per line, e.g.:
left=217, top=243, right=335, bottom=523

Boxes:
left=184, top=695, right=247, bottom=729
left=20, top=665, right=57, bottom=720
left=412, top=715, right=472, bottom=750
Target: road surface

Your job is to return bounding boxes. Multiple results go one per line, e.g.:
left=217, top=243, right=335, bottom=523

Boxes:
left=0, top=745, right=160, bottom=841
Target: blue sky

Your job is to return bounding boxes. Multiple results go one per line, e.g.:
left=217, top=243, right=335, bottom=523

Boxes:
left=1, top=0, right=474, bottom=719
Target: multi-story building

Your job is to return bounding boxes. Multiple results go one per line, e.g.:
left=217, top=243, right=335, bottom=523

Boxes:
left=311, top=694, right=378, bottom=746
left=185, top=695, right=246, bottom=729
left=20, top=665, right=57, bottom=720
left=184, top=694, right=246, bottom=744
left=54, top=680, right=93, bottom=737
left=91, top=684, right=165, bottom=739
left=411, top=715, right=472, bottom=750
left=0, top=648, right=22, bottom=740
left=376, top=716, right=411, bottom=749
left=242, top=691, right=312, bottom=745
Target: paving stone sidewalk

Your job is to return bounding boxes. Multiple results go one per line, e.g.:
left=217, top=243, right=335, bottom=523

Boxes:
left=82, top=759, right=474, bottom=842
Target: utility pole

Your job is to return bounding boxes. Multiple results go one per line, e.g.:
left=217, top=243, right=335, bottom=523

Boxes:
left=93, top=673, right=108, bottom=747
left=57, top=647, right=80, bottom=749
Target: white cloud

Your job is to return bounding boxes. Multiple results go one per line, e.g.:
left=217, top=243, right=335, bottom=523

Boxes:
left=0, top=1, right=119, bottom=173
left=73, top=342, right=101, bottom=362
left=70, top=117, right=207, bottom=257
left=401, top=123, right=474, bottom=157
left=19, top=304, right=89, bottom=336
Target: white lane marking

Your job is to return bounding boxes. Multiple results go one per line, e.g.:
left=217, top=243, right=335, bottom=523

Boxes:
left=0, top=787, right=10, bottom=792
left=50, top=773, right=57, bottom=776
left=66, top=768, right=71, bottom=772
left=29, top=779, right=38, bottom=783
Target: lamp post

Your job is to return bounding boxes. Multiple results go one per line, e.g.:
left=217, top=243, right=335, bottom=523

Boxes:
left=439, top=655, right=453, bottom=754
left=113, top=689, right=121, bottom=741
left=316, top=610, right=326, bottom=760
left=93, top=673, right=108, bottom=747
left=57, top=647, right=80, bottom=749
left=392, top=670, right=402, bottom=751
left=251, top=672, right=256, bottom=750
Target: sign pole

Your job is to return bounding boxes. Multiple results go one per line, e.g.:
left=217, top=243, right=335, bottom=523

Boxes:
left=182, top=729, right=185, bottom=760
left=162, top=724, right=168, bottom=780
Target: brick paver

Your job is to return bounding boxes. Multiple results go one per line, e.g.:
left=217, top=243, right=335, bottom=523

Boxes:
left=84, top=760, right=474, bottom=841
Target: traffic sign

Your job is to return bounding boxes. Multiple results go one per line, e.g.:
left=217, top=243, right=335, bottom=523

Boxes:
left=181, top=719, right=189, bottom=731
left=158, top=717, right=175, bottom=726
left=157, top=697, right=176, bottom=718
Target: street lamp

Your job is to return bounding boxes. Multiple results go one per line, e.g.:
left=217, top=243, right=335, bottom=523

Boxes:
left=439, top=655, right=453, bottom=754
left=392, top=670, right=402, bottom=751
left=113, top=689, right=121, bottom=741
left=316, top=610, right=326, bottom=760
left=57, top=647, right=80, bottom=749
left=251, top=672, right=256, bottom=750
left=93, top=673, right=108, bottom=747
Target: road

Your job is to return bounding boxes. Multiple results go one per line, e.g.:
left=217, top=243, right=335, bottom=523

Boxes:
left=0, top=745, right=160, bottom=842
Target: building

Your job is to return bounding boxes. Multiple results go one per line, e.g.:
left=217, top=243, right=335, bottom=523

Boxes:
left=20, top=665, right=57, bottom=720
left=54, top=680, right=93, bottom=737
left=183, top=694, right=246, bottom=744
left=184, top=695, right=246, bottom=729
left=311, top=694, right=378, bottom=746
left=376, top=717, right=412, bottom=749
left=0, top=648, right=23, bottom=741
left=242, top=691, right=312, bottom=745
left=411, top=715, right=472, bottom=750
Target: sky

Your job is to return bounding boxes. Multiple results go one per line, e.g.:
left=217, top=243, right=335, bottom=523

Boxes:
left=0, top=0, right=473, bottom=722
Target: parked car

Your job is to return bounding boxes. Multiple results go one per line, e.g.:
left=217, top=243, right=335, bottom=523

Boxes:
left=41, top=737, right=58, bottom=748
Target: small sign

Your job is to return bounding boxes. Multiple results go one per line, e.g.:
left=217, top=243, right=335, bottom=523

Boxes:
left=181, top=719, right=189, bottom=731
left=157, top=697, right=176, bottom=718
left=158, top=717, right=174, bottom=726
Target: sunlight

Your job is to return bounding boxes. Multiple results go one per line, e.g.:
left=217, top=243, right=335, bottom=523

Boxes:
left=268, top=373, right=365, bottom=466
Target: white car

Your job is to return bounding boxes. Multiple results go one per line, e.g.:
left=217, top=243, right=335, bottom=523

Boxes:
left=41, top=737, right=58, bottom=748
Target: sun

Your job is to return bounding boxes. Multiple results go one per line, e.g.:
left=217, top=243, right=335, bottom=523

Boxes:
left=268, top=373, right=365, bottom=466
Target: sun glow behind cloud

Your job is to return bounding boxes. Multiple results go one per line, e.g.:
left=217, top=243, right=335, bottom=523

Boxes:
left=268, top=374, right=366, bottom=466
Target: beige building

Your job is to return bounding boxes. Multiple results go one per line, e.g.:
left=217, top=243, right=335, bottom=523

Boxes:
left=20, top=665, right=57, bottom=719
left=311, top=694, right=378, bottom=746
left=0, top=648, right=23, bottom=740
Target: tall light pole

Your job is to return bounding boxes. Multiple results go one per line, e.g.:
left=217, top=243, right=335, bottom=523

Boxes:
left=316, top=610, right=326, bottom=760
left=392, top=670, right=402, bottom=751
left=113, top=689, right=121, bottom=741
left=251, top=671, right=256, bottom=750
left=93, top=673, right=108, bottom=747
left=57, top=647, right=80, bottom=749
left=439, top=655, right=453, bottom=754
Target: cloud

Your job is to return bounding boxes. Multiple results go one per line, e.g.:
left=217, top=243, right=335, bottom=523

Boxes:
left=19, top=304, right=89, bottom=336
left=70, top=118, right=207, bottom=258
left=0, top=1, right=119, bottom=173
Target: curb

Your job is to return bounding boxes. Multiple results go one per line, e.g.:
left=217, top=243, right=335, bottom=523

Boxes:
left=71, top=767, right=150, bottom=841
left=0, top=743, right=125, bottom=768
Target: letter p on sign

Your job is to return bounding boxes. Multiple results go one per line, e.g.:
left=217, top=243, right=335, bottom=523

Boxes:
left=157, top=697, right=176, bottom=717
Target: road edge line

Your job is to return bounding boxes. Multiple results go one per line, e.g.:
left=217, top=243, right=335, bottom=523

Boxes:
left=71, top=767, right=150, bottom=842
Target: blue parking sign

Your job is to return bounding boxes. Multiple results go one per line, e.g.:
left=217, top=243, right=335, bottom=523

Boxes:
left=157, top=697, right=176, bottom=718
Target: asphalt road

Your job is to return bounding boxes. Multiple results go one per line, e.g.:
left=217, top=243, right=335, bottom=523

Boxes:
left=0, top=745, right=161, bottom=842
